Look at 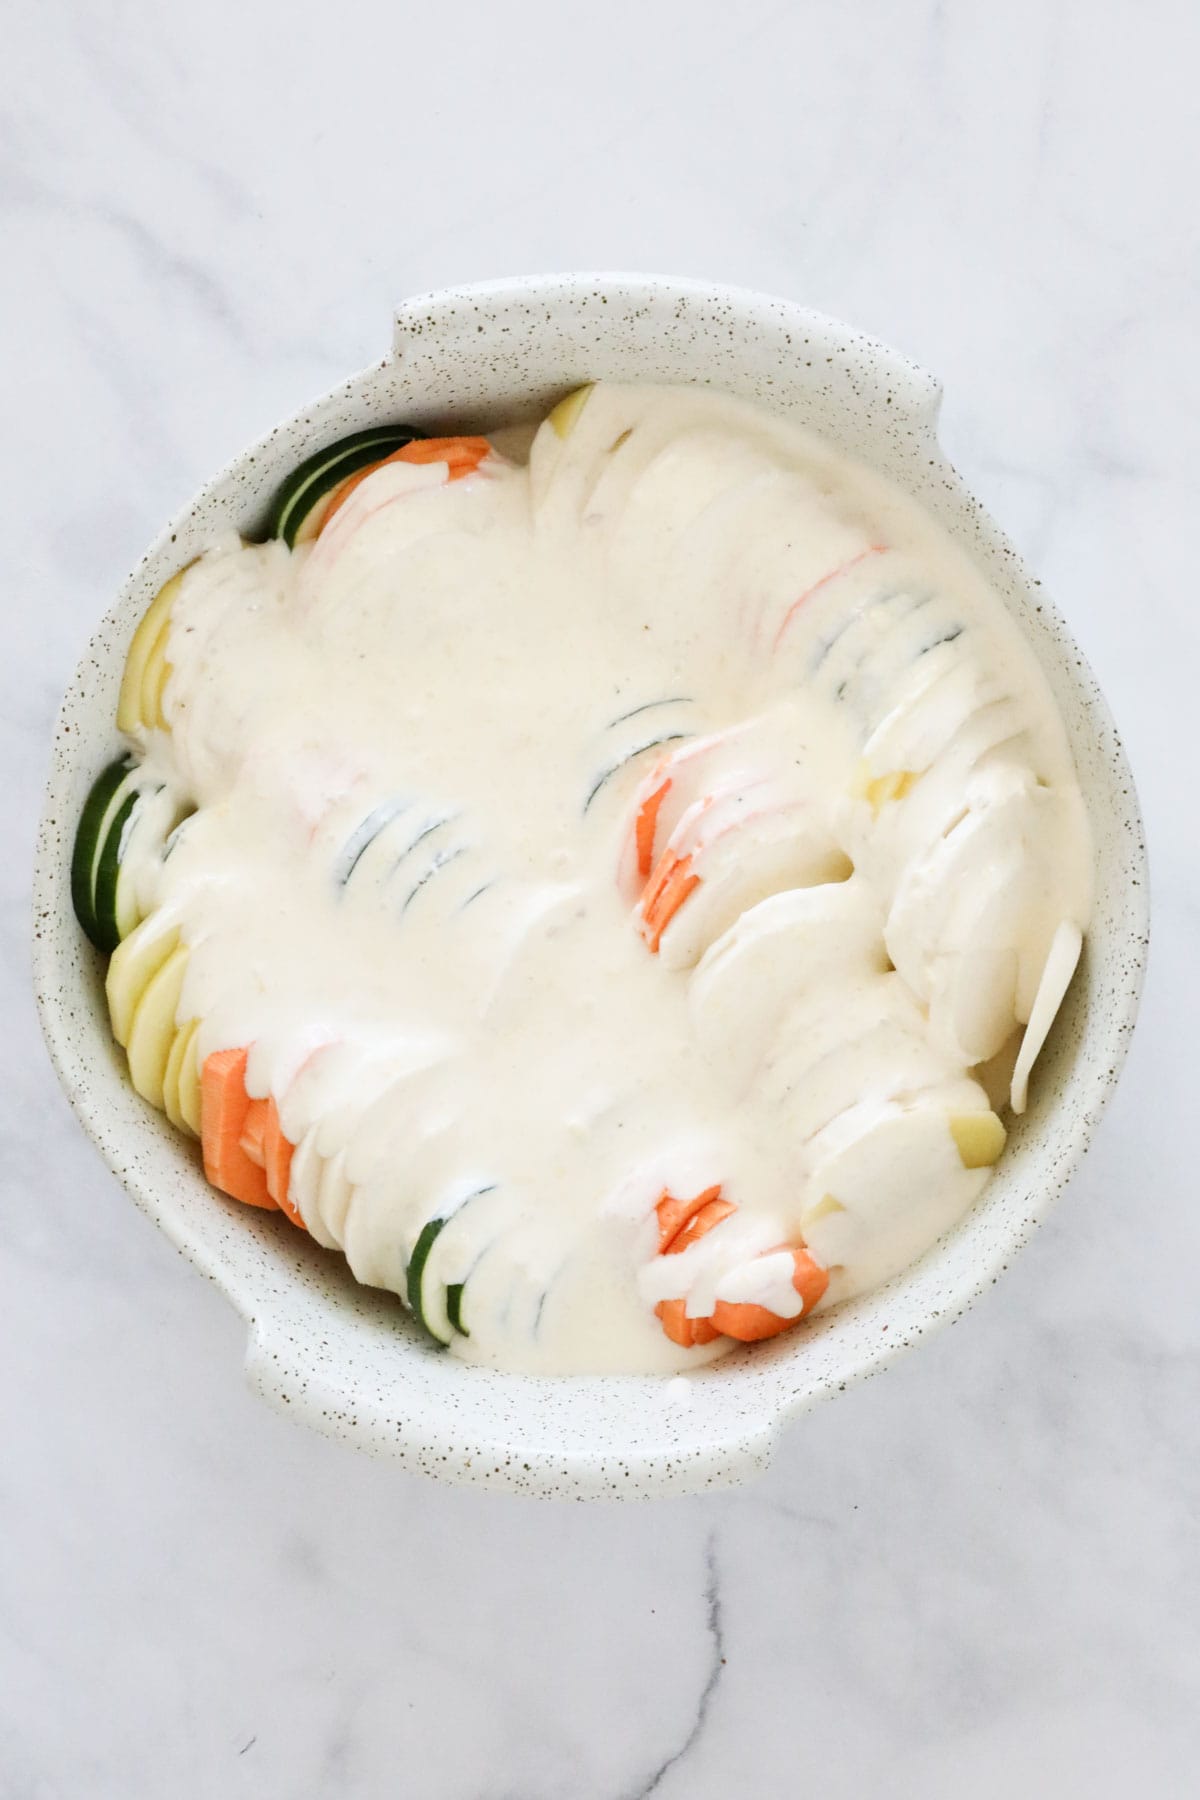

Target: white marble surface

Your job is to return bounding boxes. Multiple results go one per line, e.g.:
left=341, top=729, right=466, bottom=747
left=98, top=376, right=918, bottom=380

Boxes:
left=3, top=1, right=1197, bottom=1793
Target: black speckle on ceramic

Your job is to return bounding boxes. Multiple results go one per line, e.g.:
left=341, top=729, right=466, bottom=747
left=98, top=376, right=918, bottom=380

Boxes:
left=32, top=274, right=1149, bottom=1499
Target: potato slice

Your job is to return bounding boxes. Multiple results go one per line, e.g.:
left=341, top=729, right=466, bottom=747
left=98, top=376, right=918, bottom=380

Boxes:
left=115, top=570, right=184, bottom=735
left=949, top=1111, right=1007, bottom=1169
left=162, top=1018, right=200, bottom=1136
left=178, top=1023, right=203, bottom=1136
left=126, top=945, right=189, bottom=1110
left=547, top=383, right=594, bottom=439
left=105, top=912, right=180, bottom=1047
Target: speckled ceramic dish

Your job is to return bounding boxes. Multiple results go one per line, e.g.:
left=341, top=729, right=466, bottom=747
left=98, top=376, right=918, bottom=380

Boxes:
left=33, top=274, right=1148, bottom=1498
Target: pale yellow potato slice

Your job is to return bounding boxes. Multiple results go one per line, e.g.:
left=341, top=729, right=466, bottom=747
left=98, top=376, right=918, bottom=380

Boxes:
left=105, top=912, right=180, bottom=1047
left=115, top=570, right=184, bottom=735
left=547, top=383, right=594, bottom=439
left=949, top=1111, right=1007, bottom=1169
left=139, top=624, right=170, bottom=732
left=162, top=1017, right=200, bottom=1136
left=178, top=1023, right=203, bottom=1137
left=126, top=945, right=189, bottom=1110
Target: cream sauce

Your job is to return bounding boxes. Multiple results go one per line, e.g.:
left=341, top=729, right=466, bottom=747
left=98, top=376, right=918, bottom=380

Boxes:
left=131, top=382, right=1091, bottom=1374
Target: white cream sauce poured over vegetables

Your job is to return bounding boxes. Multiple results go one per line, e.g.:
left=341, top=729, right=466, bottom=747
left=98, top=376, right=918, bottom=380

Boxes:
left=72, top=384, right=1093, bottom=1375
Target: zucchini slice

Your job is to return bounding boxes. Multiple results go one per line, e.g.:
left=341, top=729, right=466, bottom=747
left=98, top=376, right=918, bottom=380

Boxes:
left=333, top=796, right=411, bottom=890
left=264, top=425, right=425, bottom=548
left=583, top=730, right=690, bottom=812
left=407, top=1218, right=450, bottom=1344
left=116, top=570, right=185, bottom=736
left=407, top=1184, right=497, bottom=1345
left=446, top=1282, right=467, bottom=1336
left=112, top=789, right=196, bottom=944
left=71, top=757, right=137, bottom=948
left=91, top=785, right=141, bottom=954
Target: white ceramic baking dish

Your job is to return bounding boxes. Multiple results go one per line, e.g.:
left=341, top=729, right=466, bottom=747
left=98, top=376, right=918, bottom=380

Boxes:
left=33, top=274, right=1148, bottom=1498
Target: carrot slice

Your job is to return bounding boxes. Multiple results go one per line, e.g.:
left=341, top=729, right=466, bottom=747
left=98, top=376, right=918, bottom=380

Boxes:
left=655, top=1184, right=725, bottom=1254
left=655, top=1299, right=720, bottom=1348
left=263, top=1098, right=305, bottom=1231
left=635, top=777, right=671, bottom=880
left=789, top=1245, right=831, bottom=1314
left=640, top=852, right=700, bottom=953
left=666, top=1196, right=736, bottom=1254
left=239, top=1097, right=270, bottom=1167
left=638, top=851, right=678, bottom=928
left=653, top=1187, right=734, bottom=1347
left=319, top=435, right=492, bottom=532
left=200, top=1048, right=277, bottom=1211
left=710, top=1247, right=830, bottom=1342
left=772, top=544, right=888, bottom=650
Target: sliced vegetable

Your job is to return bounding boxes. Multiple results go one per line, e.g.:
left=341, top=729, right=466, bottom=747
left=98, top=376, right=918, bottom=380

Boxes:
left=406, top=1217, right=449, bottom=1343
left=112, top=790, right=194, bottom=944
left=239, top=1096, right=270, bottom=1166
left=406, top=1184, right=498, bottom=1344
left=263, top=1100, right=305, bottom=1229
left=772, top=543, right=888, bottom=651
left=116, top=570, right=186, bottom=735
left=71, top=757, right=137, bottom=948
left=446, top=1282, right=467, bottom=1335
left=263, top=425, right=425, bottom=548
left=91, top=783, right=141, bottom=952
left=105, top=912, right=181, bottom=1046
left=139, top=624, right=171, bottom=732
left=710, top=1247, right=830, bottom=1341
left=639, top=851, right=700, bottom=953
left=333, top=797, right=411, bottom=889
left=318, top=436, right=492, bottom=534
left=665, top=1196, right=736, bottom=1254
left=547, top=384, right=594, bottom=439
left=656, top=1299, right=720, bottom=1349
left=200, top=1047, right=276, bottom=1211
left=125, top=945, right=189, bottom=1109
left=73, top=757, right=190, bottom=954
left=177, top=1025, right=203, bottom=1136
left=654, top=1185, right=724, bottom=1254
left=948, top=1111, right=1007, bottom=1168
left=653, top=1186, right=730, bottom=1348
left=651, top=1187, right=828, bottom=1349
left=854, top=765, right=917, bottom=813
left=162, top=1019, right=200, bottom=1137
left=635, top=777, right=671, bottom=879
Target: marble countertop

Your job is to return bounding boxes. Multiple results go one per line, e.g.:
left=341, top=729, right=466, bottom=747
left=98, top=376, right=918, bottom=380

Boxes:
left=4, top=1, right=1197, bottom=1793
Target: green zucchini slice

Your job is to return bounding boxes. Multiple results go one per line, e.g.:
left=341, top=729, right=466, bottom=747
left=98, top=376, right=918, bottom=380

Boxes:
left=71, top=758, right=138, bottom=950
left=264, top=425, right=425, bottom=547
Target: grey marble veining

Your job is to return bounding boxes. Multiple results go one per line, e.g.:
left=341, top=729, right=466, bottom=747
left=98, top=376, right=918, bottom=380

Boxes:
left=3, top=0, right=1197, bottom=1794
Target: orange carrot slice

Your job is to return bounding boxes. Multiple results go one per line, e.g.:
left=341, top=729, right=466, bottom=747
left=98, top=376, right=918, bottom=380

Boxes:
left=200, top=1048, right=277, bottom=1212
left=640, top=852, right=700, bottom=953
left=655, top=1299, right=720, bottom=1348
left=638, top=851, right=677, bottom=928
left=788, top=1246, right=830, bottom=1314
left=263, top=1098, right=305, bottom=1230
left=653, top=1187, right=734, bottom=1347
left=655, top=1184, right=725, bottom=1254
left=666, top=1196, right=736, bottom=1254
left=710, top=1247, right=830, bottom=1342
left=772, top=544, right=888, bottom=650
left=239, top=1097, right=270, bottom=1167
left=319, top=435, right=492, bottom=532
left=635, top=777, right=671, bottom=880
